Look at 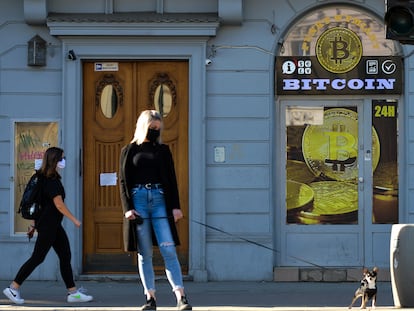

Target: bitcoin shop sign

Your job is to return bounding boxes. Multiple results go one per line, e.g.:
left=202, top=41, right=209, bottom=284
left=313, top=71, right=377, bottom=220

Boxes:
left=276, top=27, right=402, bottom=95
left=276, top=55, right=402, bottom=95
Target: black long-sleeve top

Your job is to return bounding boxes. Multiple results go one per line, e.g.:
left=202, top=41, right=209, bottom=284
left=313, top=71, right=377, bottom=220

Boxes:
left=130, top=142, right=162, bottom=185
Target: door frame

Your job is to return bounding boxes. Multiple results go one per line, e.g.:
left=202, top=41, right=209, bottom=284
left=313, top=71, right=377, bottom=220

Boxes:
left=59, top=37, right=209, bottom=280
left=81, top=60, right=190, bottom=274
left=277, top=98, right=378, bottom=268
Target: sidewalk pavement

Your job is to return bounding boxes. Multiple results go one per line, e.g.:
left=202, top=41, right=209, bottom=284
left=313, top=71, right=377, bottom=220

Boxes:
left=0, top=278, right=403, bottom=311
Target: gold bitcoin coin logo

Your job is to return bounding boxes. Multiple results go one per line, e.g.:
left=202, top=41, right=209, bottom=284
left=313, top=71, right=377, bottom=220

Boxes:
left=302, top=108, right=380, bottom=182
left=316, top=27, right=362, bottom=74
left=309, top=181, right=358, bottom=215
left=297, top=181, right=359, bottom=224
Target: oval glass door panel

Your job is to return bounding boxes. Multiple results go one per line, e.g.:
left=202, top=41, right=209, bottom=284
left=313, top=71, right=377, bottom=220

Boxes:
left=100, top=85, right=118, bottom=118
left=154, top=84, right=172, bottom=117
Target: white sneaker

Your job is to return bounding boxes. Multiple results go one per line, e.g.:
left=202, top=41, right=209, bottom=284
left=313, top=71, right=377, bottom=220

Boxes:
left=67, top=289, right=93, bottom=303
left=3, top=287, right=24, bottom=304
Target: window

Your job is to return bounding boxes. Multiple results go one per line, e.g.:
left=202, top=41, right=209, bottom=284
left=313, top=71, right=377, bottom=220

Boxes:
left=14, top=121, right=59, bottom=233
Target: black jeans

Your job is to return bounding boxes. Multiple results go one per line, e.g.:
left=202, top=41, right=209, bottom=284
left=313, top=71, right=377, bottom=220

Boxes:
left=14, top=223, right=75, bottom=289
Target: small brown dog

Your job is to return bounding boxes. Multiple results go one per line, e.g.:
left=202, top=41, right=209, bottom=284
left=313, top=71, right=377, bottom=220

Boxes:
left=348, top=267, right=378, bottom=309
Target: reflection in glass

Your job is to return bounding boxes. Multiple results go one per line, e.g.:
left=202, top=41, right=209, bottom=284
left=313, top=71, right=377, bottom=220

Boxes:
left=100, top=85, right=118, bottom=118
left=154, top=84, right=172, bottom=117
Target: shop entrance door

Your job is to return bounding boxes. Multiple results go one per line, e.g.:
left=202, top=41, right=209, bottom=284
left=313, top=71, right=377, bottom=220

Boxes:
left=82, top=61, right=189, bottom=274
left=279, top=99, right=398, bottom=268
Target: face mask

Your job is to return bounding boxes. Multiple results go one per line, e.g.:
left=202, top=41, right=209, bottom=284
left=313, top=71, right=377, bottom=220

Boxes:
left=57, top=158, right=66, bottom=169
left=146, top=128, right=160, bottom=143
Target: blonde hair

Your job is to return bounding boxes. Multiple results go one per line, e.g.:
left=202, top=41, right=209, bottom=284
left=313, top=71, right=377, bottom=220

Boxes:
left=131, top=110, right=162, bottom=145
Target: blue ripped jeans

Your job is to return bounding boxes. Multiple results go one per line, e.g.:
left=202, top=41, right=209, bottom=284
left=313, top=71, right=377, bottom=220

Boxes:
left=131, top=186, right=184, bottom=295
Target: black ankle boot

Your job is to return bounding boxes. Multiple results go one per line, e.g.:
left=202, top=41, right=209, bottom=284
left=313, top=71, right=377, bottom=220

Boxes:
left=141, top=296, right=156, bottom=310
left=177, top=296, right=192, bottom=310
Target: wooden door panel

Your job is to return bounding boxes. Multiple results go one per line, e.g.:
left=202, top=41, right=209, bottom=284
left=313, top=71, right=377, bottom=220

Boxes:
left=83, top=61, right=188, bottom=274
left=83, top=62, right=136, bottom=272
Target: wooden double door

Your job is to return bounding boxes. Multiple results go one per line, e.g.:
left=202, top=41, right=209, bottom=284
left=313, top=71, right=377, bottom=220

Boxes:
left=82, top=61, right=189, bottom=274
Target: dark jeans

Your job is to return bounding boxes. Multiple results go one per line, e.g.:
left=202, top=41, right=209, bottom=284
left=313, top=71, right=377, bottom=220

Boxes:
left=14, top=224, right=75, bottom=289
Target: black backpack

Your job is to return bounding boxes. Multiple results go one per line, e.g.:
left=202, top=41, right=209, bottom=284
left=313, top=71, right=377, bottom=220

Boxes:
left=18, top=171, right=44, bottom=220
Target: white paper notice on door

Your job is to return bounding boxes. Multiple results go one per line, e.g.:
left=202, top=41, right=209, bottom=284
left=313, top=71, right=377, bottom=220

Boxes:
left=100, top=172, right=117, bottom=186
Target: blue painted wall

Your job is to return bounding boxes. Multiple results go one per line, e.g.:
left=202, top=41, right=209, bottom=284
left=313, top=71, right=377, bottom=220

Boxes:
left=0, top=0, right=412, bottom=282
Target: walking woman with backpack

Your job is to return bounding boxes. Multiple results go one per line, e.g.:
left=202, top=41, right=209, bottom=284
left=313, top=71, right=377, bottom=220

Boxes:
left=3, top=147, right=93, bottom=304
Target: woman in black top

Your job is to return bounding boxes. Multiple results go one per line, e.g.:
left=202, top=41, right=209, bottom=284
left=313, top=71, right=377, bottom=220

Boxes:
left=119, top=110, right=191, bottom=311
left=3, top=147, right=93, bottom=304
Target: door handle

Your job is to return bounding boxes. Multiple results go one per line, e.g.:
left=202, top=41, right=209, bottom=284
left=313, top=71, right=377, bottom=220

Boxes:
left=358, top=176, right=364, bottom=191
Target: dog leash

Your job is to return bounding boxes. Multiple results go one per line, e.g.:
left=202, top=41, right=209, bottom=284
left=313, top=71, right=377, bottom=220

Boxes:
left=139, top=216, right=327, bottom=269
left=191, top=219, right=326, bottom=269
left=136, top=216, right=361, bottom=279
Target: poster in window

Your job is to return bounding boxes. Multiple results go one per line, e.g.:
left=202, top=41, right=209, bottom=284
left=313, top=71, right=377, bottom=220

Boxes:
left=14, top=122, right=59, bottom=233
left=372, top=100, right=398, bottom=224
left=285, top=103, right=398, bottom=224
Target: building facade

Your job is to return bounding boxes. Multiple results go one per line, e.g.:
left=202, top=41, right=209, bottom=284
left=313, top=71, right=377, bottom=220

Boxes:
left=0, top=0, right=412, bottom=282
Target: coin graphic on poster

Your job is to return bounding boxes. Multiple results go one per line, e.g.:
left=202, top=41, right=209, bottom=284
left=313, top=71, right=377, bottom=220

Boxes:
left=298, top=181, right=358, bottom=224
left=302, top=108, right=380, bottom=182
left=286, top=180, right=314, bottom=212
left=286, top=160, right=316, bottom=184
left=373, top=162, right=398, bottom=224
left=286, top=180, right=314, bottom=223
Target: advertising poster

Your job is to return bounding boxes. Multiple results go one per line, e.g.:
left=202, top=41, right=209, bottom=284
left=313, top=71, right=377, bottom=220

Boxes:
left=286, top=103, right=398, bottom=224
left=372, top=100, right=398, bottom=224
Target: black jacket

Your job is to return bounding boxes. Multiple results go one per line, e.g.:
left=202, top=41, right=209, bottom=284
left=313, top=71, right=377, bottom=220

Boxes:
left=119, top=142, right=181, bottom=252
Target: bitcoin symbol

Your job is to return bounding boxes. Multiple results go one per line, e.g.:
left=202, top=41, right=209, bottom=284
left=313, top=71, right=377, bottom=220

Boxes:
left=302, top=108, right=380, bottom=182
left=316, top=27, right=362, bottom=74
left=324, top=126, right=357, bottom=172
left=331, top=35, right=349, bottom=64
